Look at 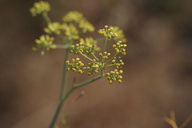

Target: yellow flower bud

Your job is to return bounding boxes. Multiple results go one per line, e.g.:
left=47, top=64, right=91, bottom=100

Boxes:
left=118, top=75, right=123, bottom=79
left=80, top=63, right=84, bottom=66
left=105, top=73, right=110, bottom=76
left=119, top=70, right=123, bottom=73
left=78, top=70, right=83, bottom=74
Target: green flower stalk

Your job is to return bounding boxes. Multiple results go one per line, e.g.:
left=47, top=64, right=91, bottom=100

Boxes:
left=29, top=1, right=127, bottom=128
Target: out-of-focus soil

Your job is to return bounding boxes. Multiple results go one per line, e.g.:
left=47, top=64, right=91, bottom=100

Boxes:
left=0, top=0, right=192, bottom=128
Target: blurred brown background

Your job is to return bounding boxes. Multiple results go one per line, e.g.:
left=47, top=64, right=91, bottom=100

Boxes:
left=0, top=0, right=192, bottom=128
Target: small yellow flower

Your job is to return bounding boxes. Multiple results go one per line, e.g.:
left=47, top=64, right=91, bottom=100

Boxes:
left=78, top=70, right=83, bottom=74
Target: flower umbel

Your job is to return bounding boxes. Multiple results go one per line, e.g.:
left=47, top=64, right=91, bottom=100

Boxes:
left=66, top=58, right=84, bottom=74
left=111, top=56, right=124, bottom=68
left=98, top=25, right=127, bottom=42
left=113, top=41, right=127, bottom=55
left=61, top=23, right=79, bottom=40
left=87, top=59, right=104, bottom=75
left=105, top=69, right=123, bottom=84
left=63, top=11, right=83, bottom=23
left=110, top=26, right=127, bottom=42
left=98, top=25, right=118, bottom=40
left=79, top=19, right=95, bottom=33
left=44, top=22, right=62, bottom=35
left=29, top=1, right=50, bottom=16
left=63, top=11, right=95, bottom=33
left=32, top=35, right=56, bottom=55
left=70, top=37, right=99, bottom=55
left=99, top=52, right=111, bottom=59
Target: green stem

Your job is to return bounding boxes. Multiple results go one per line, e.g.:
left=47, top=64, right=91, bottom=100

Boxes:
left=105, top=53, right=118, bottom=64
left=49, top=102, right=63, bottom=128
left=100, top=37, right=108, bottom=76
left=96, top=37, right=105, bottom=43
left=80, top=67, right=89, bottom=69
left=81, top=53, right=93, bottom=61
left=102, top=37, right=108, bottom=54
left=55, top=44, right=71, bottom=49
left=75, top=75, right=102, bottom=88
left=106, top=64, right=116, bottom=67
left=49, top=75, right=102, bottom=128
left=43, top=13, right=51, bottom=23
left=59, top=48, right=70, bottom=99
left=91, top=53, right=99, bottom=60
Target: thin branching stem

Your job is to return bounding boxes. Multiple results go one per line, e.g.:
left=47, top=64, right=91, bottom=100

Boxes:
left=102, top=37, right=108, bottom=54
left=81, top=53, right=93, bottom=61
left=105, top=53, right=118, bottom=64
left=49, top=75, right=102, bottom=128
left=59, top=48, right=70, bottom=99
left=91, top=53, right=99, bottom=60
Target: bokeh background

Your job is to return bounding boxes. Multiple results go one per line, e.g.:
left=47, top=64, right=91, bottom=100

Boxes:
left=1, top=0, right=192, bottom=128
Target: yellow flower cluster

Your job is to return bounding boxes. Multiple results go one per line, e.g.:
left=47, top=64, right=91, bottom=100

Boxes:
left=66, top=58, right=84, bottom=74
left=111, top=56, right=124, bottom=68
left=63, top=11, right=83, bottom=23
left=113, top=41, right=127, bottom=55
left=67, top=26, right=127, bottom=83
left=30, top=1, right=128, bottom=85
left=87, top=59, right=104, bottom=75
left=32, top=35, right=56, bottom=55
left=110, top=26, right=127, bottom=42
left=63, top=11, right=95, bottom=33
left=29, top=1, right=50, bottom=16
left=79, top=20, right=95, bottom=33
left=62, top=23, right=79, bottom=40
left=44, top=22, right=62, bottom=35
left=70, top=37, right=99, bottom=55
left=105, top=69, right=123, bottom=84
left=98, top=25, right=118, bottom=40
left=99, top=52, right=111, bottom=59
left=98, top=25, right=127, bottom=42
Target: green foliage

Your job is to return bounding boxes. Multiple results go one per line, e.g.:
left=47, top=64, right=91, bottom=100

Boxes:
left=29, top=1, right=127, bottom=128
